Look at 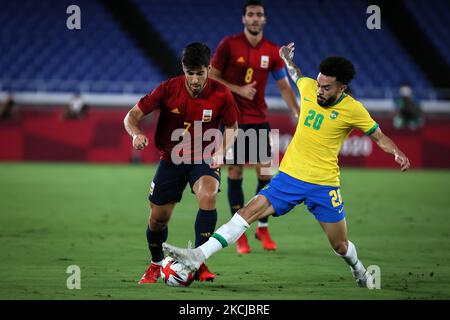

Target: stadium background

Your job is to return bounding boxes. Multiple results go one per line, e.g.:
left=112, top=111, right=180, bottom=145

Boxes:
left=0, top=0, right=449, bottom=300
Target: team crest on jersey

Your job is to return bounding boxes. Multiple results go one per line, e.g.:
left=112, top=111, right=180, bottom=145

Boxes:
left=202, top=109, right=213, bottom=122
left=260, top=55, right=269, bottom=68
left=330, top=111, right=339, bottom=120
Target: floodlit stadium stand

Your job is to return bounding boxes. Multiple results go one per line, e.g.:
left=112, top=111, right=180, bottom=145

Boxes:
left=0, top=0, right=447, bottom=99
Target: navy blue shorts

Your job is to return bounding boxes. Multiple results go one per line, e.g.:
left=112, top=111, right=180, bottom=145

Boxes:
left=149, top=160, right=221, bottom=205
left=258, top=171, right=346, bottom=223
left=221, top=122, right=272, bottom=164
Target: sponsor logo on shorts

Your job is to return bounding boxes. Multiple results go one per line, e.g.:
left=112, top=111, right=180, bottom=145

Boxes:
left=149, top=181, right=155, bottom=195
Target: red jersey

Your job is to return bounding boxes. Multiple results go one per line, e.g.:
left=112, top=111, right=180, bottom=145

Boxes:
left=211, top=33, right=285, bottom=124
left=138, top=76, right=239, bottom=162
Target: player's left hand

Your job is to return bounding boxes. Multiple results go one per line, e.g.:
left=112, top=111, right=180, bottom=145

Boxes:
left=209, top=152, right=224, bottom=169
left=279, top=42, right=295, bottom=61
left=394, top=151, right=410, bottom=171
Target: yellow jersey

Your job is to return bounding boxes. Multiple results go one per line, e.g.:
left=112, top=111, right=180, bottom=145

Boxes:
left=279, top=77, right=378, bottom=186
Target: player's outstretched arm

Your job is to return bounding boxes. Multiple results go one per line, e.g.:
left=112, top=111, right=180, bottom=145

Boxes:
left=279, top=42, right=303, bottom=83
left=370, top=128, right=410, bottom=171
left=124, top=105, right=149, bottom=151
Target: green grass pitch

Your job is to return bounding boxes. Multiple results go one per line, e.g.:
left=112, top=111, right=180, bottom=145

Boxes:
left=0, top=162, right=449, bottom=300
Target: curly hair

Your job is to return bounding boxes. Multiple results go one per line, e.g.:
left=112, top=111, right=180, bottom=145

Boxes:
left=319, top=56, right=356, bottom=85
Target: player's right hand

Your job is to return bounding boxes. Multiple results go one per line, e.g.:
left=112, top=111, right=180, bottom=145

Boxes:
left=238, top=81, right=257, bottom=100
left=132, top=134, right=149, bottom=150
left=394, top=151, right=410, bottom=171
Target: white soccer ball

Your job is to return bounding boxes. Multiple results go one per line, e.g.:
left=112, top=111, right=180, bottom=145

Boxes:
left=160, top=256, right=195, bottom=287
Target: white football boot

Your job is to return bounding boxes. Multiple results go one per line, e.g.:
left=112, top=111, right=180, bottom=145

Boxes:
left=352, top=265, right=374, bottom=289
left=162, top=241, right=205, bottom=273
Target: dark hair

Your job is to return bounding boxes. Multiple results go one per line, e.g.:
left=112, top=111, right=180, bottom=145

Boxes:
left=182, top=42, right=211, bottom=69
left=242, top=0, right=265, bottom=16
left=319, top=56, right=356, bottom=85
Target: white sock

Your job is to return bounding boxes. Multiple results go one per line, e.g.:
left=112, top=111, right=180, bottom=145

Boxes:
left=199, top=237, right=222, bottom=260
left=335, top=240, right=363, bottom=271
left=257, top=222, right=269, bottom=228
left=199, top=213, right=249, bottom=259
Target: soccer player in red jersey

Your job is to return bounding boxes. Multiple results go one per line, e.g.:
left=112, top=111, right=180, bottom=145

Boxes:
left=124, top=43, right=239, bottom=284
left=210, top=0, right=300, bottom=254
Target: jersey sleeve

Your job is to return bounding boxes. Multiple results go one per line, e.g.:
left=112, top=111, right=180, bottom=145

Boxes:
left=351, top=102, right=379, bottom=135
left=211, top=38, right=230, bottom=72
left=220, top=89, right=239, bottom=126
left=271, top=47, right=286, bottom=73
left=271, top=68, right=287, bottom=81
left=296, top=77, right=317, bottom=98
left=137, top=83, right=164, bottom=115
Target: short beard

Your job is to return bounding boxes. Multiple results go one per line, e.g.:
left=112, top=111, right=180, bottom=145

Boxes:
left=317, top=96, right=336, bottom=107
left=246, top=26, right=261, bottom=36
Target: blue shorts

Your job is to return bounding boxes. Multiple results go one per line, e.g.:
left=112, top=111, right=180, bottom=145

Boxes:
left=258, top=171, right=346, bottom=223
left=149, top=160, right=221, bottom=205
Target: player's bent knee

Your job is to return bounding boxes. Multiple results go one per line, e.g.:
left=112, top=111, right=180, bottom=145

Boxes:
left=149, top=216, right=169, bottom=230
left=228, top=165, right=243, bottom=179
left=197, top=191, right=217, bottom=207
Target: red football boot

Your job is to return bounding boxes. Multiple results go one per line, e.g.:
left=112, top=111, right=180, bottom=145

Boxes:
left=138, top=262, right=161, bottom=284
left=236, top=233, right=251, bottom=254
left=195, top=263, right=216, bottom=282
left=255, top=227, right=277, bottom=250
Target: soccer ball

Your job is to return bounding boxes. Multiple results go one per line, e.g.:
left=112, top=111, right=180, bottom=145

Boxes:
left=160, top=256, right=195, bottom=287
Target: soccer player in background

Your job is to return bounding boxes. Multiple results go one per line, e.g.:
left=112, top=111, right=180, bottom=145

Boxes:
left=163, top=42, right=411, bottom=288
left=210, top=0, right=300, bottom=254
left=124, top=43, right=239, bottom=284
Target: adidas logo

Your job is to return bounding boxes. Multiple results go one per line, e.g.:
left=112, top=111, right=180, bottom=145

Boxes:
left=200, top=232, right=212, bottom=237
left=237, top=56, right=245, bottom=63
left=171, top=108, right=180, bottom=114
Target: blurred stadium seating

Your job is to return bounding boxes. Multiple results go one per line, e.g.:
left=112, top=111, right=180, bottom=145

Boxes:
left=0, top=0, right=449, bottom=166
left=404, top=0, right=450, bottom=67
left=0, top=0, right=165, bottom=93
left=0, top=0, right=447, bottom=98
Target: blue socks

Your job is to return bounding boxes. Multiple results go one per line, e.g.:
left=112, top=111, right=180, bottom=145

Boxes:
left=227, top=178, right=244, bottom=216
left=195, top=209, right=218, bottom=247
left=146, top=225, right=168, bottom=263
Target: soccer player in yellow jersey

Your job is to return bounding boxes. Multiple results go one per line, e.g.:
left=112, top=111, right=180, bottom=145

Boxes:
left=163, top=42, right=411, bottom=288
